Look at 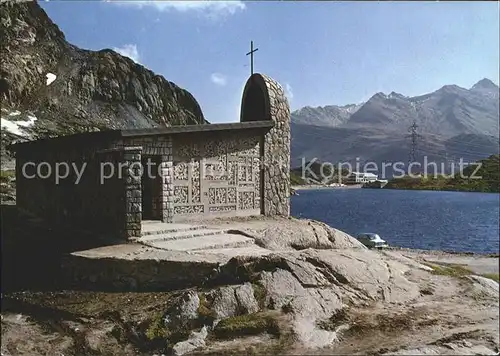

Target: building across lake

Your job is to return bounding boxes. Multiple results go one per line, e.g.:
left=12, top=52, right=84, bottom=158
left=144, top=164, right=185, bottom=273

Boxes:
left=345, top=172, right=379, bottom=184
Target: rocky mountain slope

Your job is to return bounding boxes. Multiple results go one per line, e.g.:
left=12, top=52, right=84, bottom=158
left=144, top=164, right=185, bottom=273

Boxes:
left=291, top=104, right=362, bottom=127
left=291, top=79, right=499, bottom=171
left=344, top=79, right=499, bottom=137
left=1, top=0, right=206, bottom=167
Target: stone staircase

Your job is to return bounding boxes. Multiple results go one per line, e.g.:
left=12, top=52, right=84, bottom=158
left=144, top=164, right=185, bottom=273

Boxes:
left=138, top=221, right=270, bottom=256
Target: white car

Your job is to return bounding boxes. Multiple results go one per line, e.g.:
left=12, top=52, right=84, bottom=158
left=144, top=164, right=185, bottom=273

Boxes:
left=356, top=233, right=389, bottom=249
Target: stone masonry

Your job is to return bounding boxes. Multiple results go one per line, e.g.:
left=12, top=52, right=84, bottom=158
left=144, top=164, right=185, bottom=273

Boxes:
left=122, top=147, right=142, bottom=238
left=113, top=136, right=174, bottom=223
left=241, top=73, right=291, bottom=216
left=13, top=135, right=145, bottom=240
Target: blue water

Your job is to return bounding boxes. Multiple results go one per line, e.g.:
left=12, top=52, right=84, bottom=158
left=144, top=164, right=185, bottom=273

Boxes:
left=291, top=189, right=500, bottom=254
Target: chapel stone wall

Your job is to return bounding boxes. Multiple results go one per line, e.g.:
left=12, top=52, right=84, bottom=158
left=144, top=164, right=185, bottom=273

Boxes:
left=14, top=140, right=140, bottom=240
left=117, top=136, right=174, bottom=223
left=240, top=73, right=291, bottom=216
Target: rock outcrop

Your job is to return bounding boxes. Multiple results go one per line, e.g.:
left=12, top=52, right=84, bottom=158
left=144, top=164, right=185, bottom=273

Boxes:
left=159, top=247, right=425, bottom=354
left=1, top=215, right=499, bottom=355
left=1, top=0, right=206, bottom=166
left=228, top=217, right=368, bottom=250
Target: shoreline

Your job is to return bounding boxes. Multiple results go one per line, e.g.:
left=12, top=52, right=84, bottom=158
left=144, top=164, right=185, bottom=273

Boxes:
left=293, top=185, right=500, bottom=194
left=383, top=186, right=500, bottom=194
left=292, top=184, right=363, bottom=191
left=383, top=246, right=499, bottom=277
left=384, top=245, right=499, bottom=258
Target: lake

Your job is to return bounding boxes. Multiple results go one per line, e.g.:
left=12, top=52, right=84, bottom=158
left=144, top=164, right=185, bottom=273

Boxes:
left=291, top=188, right=500, bottom=254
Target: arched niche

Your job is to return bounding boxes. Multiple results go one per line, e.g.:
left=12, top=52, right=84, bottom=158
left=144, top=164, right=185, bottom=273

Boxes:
left=240, top=73, right=272, bottom=123
left=239, top=72, right=291, bottom=217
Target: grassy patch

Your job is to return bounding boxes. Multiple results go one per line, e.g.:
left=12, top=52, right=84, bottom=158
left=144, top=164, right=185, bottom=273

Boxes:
left=197, top=293, right=217, bottom=324
left=251, top=283, right=267, bottom=310
left=191, top=311, right=295, bottom=355
left=213, top=312, right=281, bottom=339
left=343, top=307, right=438, bottom=340
left=386, top=155, right=500, bottom=193
left=423, top=262, right=474, bottom=278
left=424, top=262, right=499, bottom=283
left=145, top=310, right=191, bottom=347
left=4, top=291, right=170, bottom=321
left=0, top=170, right=15, bottom=183
left=480, top=273, right=499, bottom=282
left=290, top=171, right=306, bottom=185
left=145, top=313, right=168, bottom=340
left=317, top=309, right=349, bottom=331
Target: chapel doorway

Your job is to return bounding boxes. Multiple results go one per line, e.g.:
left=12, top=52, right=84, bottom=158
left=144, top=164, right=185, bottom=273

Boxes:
left=141, top=156, right=162, bottom=220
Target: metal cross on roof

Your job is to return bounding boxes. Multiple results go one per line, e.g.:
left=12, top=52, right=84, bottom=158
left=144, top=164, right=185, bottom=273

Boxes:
left=246, top=41, right=259, bottom=75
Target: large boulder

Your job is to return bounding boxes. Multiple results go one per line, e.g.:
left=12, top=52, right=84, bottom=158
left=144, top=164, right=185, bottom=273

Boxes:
left=163, top=247, right=422, bottom=352
left=236, top=217, right=367, bottom=251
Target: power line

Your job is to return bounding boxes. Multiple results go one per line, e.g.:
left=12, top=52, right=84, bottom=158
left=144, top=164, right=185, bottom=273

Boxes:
left=406, top=120, right=420, bottom=165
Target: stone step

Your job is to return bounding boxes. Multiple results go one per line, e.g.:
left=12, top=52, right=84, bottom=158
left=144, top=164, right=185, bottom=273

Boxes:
left=144, top=233, right=255, bottom=251
left=141, top=220, right=162, bottom=224
left=194, top=246, right=273, bottom=257
left=141, top=223, right=208, bottom=237
left=139, top=228, right=226, bottom=242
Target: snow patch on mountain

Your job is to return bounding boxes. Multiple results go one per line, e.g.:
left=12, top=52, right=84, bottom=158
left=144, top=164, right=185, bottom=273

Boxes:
left=1, top=110, right=37, bottom=137
left=46, top=73, right=56, bottom=86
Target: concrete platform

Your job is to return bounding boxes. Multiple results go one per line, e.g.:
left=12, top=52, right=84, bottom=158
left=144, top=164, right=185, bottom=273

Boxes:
left=62, top=221, right=273, bottom=291
left=70, top=243, right=226, bottom=263
left=63, top=241, right=274, bottom=291
left=139, top=228, right=225, bottom=242
left=63, top=243, right=227, bottom=291
left=145, top=233, right=255, bottom=251
left=140, top=222, right=208, bottom=236
left=195, top=245, right=273, bottom=257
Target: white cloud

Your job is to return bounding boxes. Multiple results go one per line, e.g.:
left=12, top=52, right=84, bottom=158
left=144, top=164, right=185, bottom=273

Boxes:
left=106, top=1, right=246, bottom=18
left=285, top=83, right=294, bottom=101
left=112, top=44, right=140, bottom=63
left=211, top=73, right=227, bottom=86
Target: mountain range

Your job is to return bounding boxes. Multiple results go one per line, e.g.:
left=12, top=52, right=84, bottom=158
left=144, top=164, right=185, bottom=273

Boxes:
left=291, top=78, right=499, bottom=174
left=1, top=1, right=498, bottom=179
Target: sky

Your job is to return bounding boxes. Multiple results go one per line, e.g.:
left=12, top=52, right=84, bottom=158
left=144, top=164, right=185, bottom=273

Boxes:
left=40, top=1, right=499, bottom=123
